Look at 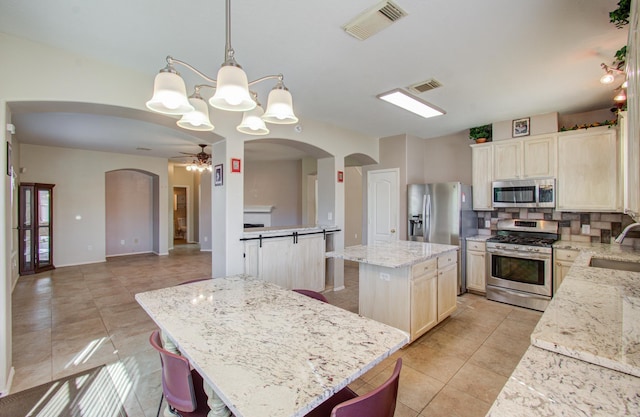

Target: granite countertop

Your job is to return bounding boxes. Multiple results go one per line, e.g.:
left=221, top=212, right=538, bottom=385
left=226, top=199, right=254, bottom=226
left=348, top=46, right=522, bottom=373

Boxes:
left=487, top=346, right=640, bottom=417
left=326, top=240, right=458, bottom=268
left=489, top=243, right=640, bottom=416
left=531, top=245, right=640, bottom=377
left=242, top=225, right=339, bottom=238
left=466, top=235, right=493, bottom=242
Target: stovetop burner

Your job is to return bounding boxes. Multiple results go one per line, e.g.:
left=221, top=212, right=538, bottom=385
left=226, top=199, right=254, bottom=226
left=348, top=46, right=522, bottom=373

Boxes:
left=486, top=234, right=556, bottom=247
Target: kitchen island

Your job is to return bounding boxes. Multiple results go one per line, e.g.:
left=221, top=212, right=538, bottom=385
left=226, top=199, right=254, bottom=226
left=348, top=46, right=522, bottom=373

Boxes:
left=487, top=243, right=640, bottom=416
left=327, top=240, right=458, bottom=342
left=242, top=225, right=339, bottom=292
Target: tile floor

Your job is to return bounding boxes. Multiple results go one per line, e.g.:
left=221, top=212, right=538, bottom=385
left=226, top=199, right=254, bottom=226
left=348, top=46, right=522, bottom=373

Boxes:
left=10, top=247, right=541, bottom=417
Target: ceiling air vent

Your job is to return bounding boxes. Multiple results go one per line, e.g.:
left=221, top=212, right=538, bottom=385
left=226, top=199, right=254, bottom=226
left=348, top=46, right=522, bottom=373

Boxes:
left=408, top=79, right=443, bottom=94
left=343, top=1, right=408, bottom=41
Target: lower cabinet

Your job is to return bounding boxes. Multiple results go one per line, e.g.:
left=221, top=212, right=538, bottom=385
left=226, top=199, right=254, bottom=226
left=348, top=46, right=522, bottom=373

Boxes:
left=553, top=248, right=579, bottom=294
left=243, top=234, right=325, bottom=291
left=466, top=241, right=487, bottom=294
left=359, top=252, right=458, bottom=343
left=437, top=254, right=458, bottom=322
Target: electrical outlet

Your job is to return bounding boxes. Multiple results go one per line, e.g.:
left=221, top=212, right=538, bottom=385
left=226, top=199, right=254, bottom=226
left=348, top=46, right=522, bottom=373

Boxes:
left=88, top=245, right=92, bottom=251
left=485, top=219, right=491, bottom=228
left=581, top=224, right=591, bottom=235
left=120, top=240, right=125, bottom=245
left=204, top=236, right=208, bottom=242
left=328, top=212, right=333, bottom=221
left=380, top=272, right=391, bottom=281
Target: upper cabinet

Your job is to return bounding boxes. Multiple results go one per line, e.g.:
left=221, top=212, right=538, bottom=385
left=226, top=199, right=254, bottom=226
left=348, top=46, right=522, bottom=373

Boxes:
left=471, top=143, right=493, bottom=210
left=493, top=135, right=557, bottom=180
left=556, top=127, right=621, bottom=212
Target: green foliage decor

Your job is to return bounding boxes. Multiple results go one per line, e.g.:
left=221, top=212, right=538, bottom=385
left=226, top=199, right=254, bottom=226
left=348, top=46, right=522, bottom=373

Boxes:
left=469, top=124, right=492, bottom=141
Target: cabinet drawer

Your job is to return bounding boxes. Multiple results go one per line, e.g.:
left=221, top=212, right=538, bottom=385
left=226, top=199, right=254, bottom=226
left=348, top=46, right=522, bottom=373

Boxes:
left=555, top=249, right=579, bottom=262
left=412, top=258, right=437, bottom=278
left=437, top=252, right=457, bottom=269
left=467, top=241, right=486, bottom=252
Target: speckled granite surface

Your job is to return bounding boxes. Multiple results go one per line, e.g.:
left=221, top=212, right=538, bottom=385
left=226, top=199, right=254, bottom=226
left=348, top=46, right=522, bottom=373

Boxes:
left=532, top=247, right=640, bottom=377
left=489, top=244, right=640, bottom=416
left=136, top=275, right=408, bottom=417
left=326, top=240, right=458, bottom=268
left=487, top=346, right=640, bottom=417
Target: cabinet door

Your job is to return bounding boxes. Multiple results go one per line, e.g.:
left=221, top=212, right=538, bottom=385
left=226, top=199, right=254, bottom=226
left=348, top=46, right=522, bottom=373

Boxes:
left=411, top=272, right=438, bottom=341
left=466, top=250, right=486, bottom=294
left=260, top=237, right=296, bottom=289
left=493, top=140, right=522, bottom=180
left=437, top=263, right=458, bottom=322
left=554, top=261, right=573, bottom=294
left=523, top=135, right=557, bottom=178
left=471, top=144, right=493, bottom=210
left=294, top=235, right=325, bottom=292
left=557, top=129, right=621, bottom=211
left=244, top=240, right=260, bottom=277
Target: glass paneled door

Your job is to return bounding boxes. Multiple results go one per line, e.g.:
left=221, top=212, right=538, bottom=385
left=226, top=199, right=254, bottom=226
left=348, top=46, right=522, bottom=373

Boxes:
left=19, top=183, right=55, bottom=275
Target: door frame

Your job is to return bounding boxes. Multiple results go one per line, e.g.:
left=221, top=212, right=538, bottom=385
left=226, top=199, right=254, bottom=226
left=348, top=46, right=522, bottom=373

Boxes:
left=173, top=185, right=191, bottom=243
left=366, top=168, right=400, bottom=244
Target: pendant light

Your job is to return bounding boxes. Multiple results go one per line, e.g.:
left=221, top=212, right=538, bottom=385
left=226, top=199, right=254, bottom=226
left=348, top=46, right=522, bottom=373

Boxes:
left=146, top=0, right=297, bottom=134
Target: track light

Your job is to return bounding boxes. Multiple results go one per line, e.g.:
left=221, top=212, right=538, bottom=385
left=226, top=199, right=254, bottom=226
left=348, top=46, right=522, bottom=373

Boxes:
left=600, top=63, right=624, bottom=84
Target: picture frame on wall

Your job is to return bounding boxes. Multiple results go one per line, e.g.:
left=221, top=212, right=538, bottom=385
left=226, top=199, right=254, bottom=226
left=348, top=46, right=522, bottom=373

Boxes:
left=512, top=117, right=530, bottom=137
left=231, top=158, right=241, bottom=173
left=214, top=164, right=223, bottom=186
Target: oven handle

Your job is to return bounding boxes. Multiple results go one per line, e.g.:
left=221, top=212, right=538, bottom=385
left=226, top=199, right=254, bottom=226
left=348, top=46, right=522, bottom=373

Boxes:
left=487, top=249, right=552, bottom=261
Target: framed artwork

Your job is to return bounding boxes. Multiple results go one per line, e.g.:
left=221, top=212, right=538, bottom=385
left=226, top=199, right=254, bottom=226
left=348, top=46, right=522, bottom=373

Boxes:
left=231, top=158, right=241, bottom=173
left=512, top=117, right=530, bottom=137
left=214, top=164, right=223, bottom=186
left=337, top=170, right=344, bottom=183
left=6, top=142, right=12, bottom=176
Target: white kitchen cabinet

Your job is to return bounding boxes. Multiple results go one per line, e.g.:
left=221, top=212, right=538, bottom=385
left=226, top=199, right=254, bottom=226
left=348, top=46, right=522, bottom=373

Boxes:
left=410, top=259, right=438, bottom=340
left=437, top=253, right=458, bottom=322
left=553, top=248, right=579, bottom=294
left=557, top=127, right=622, bottom=212
left=244, top=234, right=325, bottom=291
left=471, top=143, right=493, bottom=210
left=358, top=252, right=457, bottom=343
left=493, top=140, right=522, bottom=180
left=466, top=240, right=486, bottom=294
left=620, top=111, right=640, bottom=219
left=493, top=135, right=557, bottom=180
left=522, top=134, right=557, bottom=178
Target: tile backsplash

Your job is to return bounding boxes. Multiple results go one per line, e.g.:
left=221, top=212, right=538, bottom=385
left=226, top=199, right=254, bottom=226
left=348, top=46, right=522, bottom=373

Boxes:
left=475, top=209, right=640, bottom=245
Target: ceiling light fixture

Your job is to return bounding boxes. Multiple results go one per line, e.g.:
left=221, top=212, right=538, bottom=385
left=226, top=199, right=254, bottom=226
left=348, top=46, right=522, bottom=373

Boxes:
left=146, top=0, right=298, bottom=135
left=614, top=86, right=627, bottom=102
left=377, top=88, right=445, bottom=119
left=600, top=63, right=624, bottom=84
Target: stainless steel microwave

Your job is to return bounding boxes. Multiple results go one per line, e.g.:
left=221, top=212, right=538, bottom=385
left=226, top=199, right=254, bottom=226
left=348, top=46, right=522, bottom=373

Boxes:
left=492, top=179, right=555, bottom=208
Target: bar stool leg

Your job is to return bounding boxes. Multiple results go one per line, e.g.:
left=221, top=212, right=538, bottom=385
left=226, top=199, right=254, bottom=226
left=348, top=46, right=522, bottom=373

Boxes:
left=204, top=382, right=231, bottom=417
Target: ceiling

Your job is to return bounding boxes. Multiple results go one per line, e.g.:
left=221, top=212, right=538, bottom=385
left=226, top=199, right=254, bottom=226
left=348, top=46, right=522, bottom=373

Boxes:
left=0, top=0, right=629, bottom=161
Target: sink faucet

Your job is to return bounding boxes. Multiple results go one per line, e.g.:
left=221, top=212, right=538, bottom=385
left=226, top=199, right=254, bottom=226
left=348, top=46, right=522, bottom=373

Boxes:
left=614, top=223, right=640, bottom=243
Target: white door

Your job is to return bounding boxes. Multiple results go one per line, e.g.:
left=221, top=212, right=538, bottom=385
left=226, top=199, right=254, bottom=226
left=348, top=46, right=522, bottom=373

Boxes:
left=367, top=168, right=399, bottom=244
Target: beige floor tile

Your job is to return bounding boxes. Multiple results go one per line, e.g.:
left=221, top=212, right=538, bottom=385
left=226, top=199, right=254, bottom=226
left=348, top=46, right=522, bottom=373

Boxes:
left=447, top=362, right=508, bottom=404
left=418, top=326, right=485, bottom=360
left=393, top=365, right=445, bottom=411
left=394, top=401, right=420, bottom=417
left=468, top=343, right=524, bottom=378
left=9, top=362, right=53, bottom=393
left=402, top=345, right=466, bottom=384
left=419, top=385, right=492, bottom=417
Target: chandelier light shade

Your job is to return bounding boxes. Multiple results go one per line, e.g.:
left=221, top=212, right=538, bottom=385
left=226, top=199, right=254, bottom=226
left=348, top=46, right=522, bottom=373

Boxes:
left=177, top=92, right=215, bottom=131
left=614, top=87, right=627, bottom=102
left=146, top=70, right=194, bottom=115
left=262, top=83, right=299, bottom=124
left=209, top=65, right=256, bottom=111
left=237, top=99, right=270, bottom=135
left=146, top=0, right=297, bottom=136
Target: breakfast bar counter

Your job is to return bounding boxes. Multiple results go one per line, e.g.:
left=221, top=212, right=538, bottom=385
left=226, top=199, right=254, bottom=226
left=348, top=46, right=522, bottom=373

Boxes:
left=327, top=240, right=459, bottom=342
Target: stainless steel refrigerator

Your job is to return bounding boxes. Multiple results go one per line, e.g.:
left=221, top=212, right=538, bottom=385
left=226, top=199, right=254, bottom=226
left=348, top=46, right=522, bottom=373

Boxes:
left=407, top=182, right=477, bottom=294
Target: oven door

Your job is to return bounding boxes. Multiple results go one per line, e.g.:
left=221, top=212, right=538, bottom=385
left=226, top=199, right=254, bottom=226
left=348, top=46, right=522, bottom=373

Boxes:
left=487, top=249, right=552, bottom=296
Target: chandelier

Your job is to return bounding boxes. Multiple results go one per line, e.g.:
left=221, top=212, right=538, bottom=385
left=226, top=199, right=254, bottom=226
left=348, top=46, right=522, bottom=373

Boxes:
left=146, top=0, right=298, bottom=136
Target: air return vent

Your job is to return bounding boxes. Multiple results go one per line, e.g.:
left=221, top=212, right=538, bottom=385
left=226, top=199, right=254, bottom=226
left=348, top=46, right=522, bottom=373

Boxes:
left=343, top=1, right=408, bottom=41
left=408, top=79, right=443, bottom=94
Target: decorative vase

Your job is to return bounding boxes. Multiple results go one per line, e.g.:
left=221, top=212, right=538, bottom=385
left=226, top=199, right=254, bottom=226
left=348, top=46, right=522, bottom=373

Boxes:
left=475, top=138, right=487, bottom=143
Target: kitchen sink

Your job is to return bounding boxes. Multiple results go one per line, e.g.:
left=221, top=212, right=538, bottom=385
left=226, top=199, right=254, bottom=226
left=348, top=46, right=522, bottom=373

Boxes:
left=589, top=258, right=640, bottom=272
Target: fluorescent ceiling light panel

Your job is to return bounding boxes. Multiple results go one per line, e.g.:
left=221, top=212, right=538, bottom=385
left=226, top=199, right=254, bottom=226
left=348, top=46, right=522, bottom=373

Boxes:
left=377, top=89, right=445, bottom=119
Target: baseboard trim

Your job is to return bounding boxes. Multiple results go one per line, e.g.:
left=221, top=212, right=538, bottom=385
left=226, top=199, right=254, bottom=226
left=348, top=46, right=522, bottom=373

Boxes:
left=0, top=367, right=15, bottom=397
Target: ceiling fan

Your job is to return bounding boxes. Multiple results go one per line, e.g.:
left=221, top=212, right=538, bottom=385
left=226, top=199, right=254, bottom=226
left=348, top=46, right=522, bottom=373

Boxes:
left=173, top=144, right=212, bottom=172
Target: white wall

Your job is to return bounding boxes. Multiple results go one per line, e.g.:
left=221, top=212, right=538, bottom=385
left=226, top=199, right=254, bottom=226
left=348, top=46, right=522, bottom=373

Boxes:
left=105, top=170, right=154, bottom=256
left=20, top=144, right=169, bottom=266
left=344, top=167, right=362, bottom=247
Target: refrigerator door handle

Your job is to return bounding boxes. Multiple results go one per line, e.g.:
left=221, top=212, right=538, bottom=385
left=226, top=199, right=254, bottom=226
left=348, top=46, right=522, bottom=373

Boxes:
left=424, top=194, right=431, bottom=241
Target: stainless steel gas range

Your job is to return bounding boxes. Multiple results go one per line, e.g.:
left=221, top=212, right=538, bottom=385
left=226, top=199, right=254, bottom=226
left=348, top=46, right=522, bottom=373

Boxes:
left=486, top=219, right=559, bottom=311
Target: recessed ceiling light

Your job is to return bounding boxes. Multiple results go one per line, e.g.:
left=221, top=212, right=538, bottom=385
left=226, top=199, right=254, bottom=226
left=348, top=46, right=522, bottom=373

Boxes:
left=377, top=88, right=445, bottom=119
